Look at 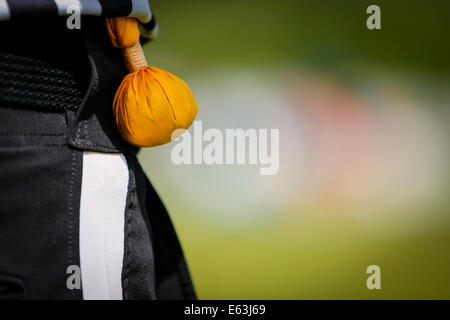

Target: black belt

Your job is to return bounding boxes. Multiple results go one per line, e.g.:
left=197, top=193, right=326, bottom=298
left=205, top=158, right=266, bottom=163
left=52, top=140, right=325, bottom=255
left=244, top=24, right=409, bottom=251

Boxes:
left=0, top=16, right=88, bottom=112
left=0, top=52, right=83, bottom=112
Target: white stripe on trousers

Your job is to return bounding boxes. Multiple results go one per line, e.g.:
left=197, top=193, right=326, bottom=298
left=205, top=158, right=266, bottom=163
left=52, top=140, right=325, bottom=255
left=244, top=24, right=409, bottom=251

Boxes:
left=79, top=152, right=129, bottom=300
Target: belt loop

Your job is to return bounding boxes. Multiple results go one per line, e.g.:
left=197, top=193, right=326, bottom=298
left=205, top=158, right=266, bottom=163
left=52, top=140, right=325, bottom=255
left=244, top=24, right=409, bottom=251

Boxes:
left=66, top=17, right=137, bottom=154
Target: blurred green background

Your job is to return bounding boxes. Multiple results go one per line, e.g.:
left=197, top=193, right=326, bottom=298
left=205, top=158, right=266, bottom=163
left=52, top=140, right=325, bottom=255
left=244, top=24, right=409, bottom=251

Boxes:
left=140, top=0, right=450, bottom=299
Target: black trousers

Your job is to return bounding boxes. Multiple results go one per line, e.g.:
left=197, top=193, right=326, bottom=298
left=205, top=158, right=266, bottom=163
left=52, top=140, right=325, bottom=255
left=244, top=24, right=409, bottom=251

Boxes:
left=0, top=17, right=196, bottom=300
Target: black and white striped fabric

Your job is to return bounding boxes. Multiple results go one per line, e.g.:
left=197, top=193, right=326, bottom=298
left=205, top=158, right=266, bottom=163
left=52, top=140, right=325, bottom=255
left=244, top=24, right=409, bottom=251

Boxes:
left=0, top=0, right=158, bottom=39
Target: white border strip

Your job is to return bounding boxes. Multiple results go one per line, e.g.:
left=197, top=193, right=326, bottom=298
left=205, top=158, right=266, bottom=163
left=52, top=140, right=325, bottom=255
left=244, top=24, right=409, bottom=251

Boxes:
left=0, top=0, right=11, bottom=21
left=79, top=152, right=129, bottom=300
left=79, top=0, right=102, bottom=16
left=130, top=0, right=152, bottom=23
left=54, top=0, right=81, bottom=15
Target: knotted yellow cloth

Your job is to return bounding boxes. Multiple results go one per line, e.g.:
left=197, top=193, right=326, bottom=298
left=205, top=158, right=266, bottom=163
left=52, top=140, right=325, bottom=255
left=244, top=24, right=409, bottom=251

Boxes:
left=106, top=17, right=198, bottom=147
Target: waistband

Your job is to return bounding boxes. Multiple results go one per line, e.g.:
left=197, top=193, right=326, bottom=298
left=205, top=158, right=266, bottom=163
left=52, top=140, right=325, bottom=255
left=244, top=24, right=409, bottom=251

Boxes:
left=0, top=17, right=138, bottom=155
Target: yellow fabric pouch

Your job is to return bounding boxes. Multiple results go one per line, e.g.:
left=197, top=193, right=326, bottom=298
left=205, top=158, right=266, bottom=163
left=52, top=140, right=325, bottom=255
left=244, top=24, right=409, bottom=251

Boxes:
left=106, top=17, right=198, bottom=147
